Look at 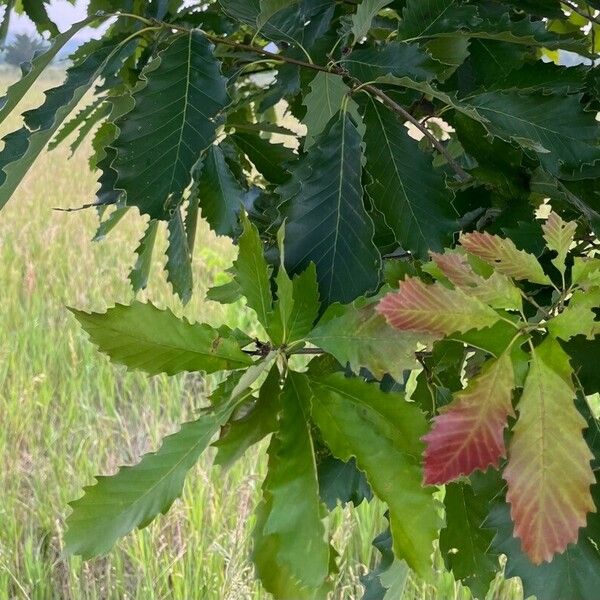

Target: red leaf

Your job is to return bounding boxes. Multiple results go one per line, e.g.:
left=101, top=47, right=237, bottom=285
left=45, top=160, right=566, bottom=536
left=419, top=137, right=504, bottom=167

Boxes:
left=377, top=278, right=500, bottom=336
left=423, top=353, right=515, bottom=485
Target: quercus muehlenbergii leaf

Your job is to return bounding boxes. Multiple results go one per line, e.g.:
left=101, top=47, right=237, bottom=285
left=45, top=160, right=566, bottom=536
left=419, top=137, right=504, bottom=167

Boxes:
left=440, top=481, right=499, bottom=598
left=573, top=257, right=600, bottom=289
left=504, top=338, right=595, bottom=564
left=0, top=36, right=134, bottom=209
left=112, top=31, right=229, bottom=220
left=281, top=112, right=381, bottom=305
left=488, top=498, right=600, bottom=600
left=542, top=211, right=577, bottom=276
left=397, top=0, right=479, bottom=40
left=350, top=0, right=393, bottom=42
left=129, top=219, right=159, bottom=293
left=165, top=208, right=194, bottom=304
left=362, top=96, right=457, bottom=259
left=253, top=371, right=330, bottom=598
left=66, top=359, right=272, bottom=559
left=547, top=289, right=600, bottom=341
left=308, top=297, right=432, bottom=381
left=465, top=92, right=600, bottom=178
left=71, top=301, right=252, bottom=376
left=460, top=231, right=551, bottom=285
left=0, top=15, right=102, bottom=129
left=308, top=373, right=441, bottom=577
left=302, top=72, right=361, bottom=150
left=197, top=145, right=244, bottom=237
left=213, top=365, right=279, bottom=468
left=427, top=251, right=522, bottom=310
left=232, top=212, right=273, bottom=330
left=423, top=352, right=515, bottom=485
left=377, top=278, right=501, bottom=336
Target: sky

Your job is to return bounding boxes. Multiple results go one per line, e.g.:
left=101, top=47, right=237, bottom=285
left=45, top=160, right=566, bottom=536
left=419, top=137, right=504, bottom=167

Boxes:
left=7, top=0, right=105, bottom=41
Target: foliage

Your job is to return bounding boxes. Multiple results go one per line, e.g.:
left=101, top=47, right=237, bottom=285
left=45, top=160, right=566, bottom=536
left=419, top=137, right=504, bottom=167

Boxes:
left=2, top=1, right=600, bottom=598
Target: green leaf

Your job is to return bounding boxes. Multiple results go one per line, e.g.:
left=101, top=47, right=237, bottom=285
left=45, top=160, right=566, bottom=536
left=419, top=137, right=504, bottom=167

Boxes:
left=232, top=212, right=273, bottom=329
left=302, top=72, right=361, bottom=150
left=267, top=225, right=296, bottom=345
left=206, top=278, right=243, bottom=304
left=258, top=0, right=297, bottom=28
left=440, top=482, right=498, bottom=597
left=341, top=42, right=442, bottom=83
left=65, top=368, right=262, bottom=558
left=287, top=262, right=321, bottom=343
left=351, top=0, right=393, bottom=42
left=548, top=289, right=600, bottom=341
left=129, top=219, right=159, bottom=293
left=0, top=15, right=101, bottom=129
left=213, top=364, right=280, bottom=468
left=0, top=37, right=134, bottom=210
left=22, top=0, right=58, bottom=36
left=197, top=145, right=244, bottom=237
left=281, top=112, right=381, bottom=305
left=398, top=0, right=479, bottom=40
left=542, top=211, right=577, bottom=276
left=112, top=31, right=229, bottom=219
left=231, top=131, right=294, bottom=185
left=465, top=92, right=600, bottom=178
left=308, top=296, right=432, bottom=380
left=253, top=371, right=330, bottom=598
left=363, top=96, right=457, bottom=258
left=165, top=209, right=193, bottom=304
left=317, top=456, right=372, bottom=510
left=71, top=301, right=252, bottom=376
left=488, top=497, right=600, bottom=600
left=308, top=373, right=441, bottom=577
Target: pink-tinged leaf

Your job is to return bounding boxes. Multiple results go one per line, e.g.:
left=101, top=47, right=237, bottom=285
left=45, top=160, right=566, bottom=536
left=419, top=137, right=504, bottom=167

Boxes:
left=377, top=277, right=501, bottom=336
left=429, top=251, right=521, bottom=310
left=423, top=352, right=515, bottom=485
left=460, top=232, right=551, bottom=285
left=504, top=338, right=595, bottom=564
left=542, top=212, right=577, bottom=276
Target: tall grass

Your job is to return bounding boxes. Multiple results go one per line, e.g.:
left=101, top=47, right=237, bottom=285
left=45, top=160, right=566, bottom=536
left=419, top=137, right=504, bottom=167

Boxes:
left=0, top=72, right=525, bottom=599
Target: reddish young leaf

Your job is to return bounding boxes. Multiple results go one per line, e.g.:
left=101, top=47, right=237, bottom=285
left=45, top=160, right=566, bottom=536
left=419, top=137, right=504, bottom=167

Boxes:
left=377, top=277, right=500, bottom=336
left=504, top=338, right=595, bottom=564
left=429, top=251, right=521, bottom=310
left=423, top=352, right=515, bottom=485
left=460, top=232, right=551, bottom=285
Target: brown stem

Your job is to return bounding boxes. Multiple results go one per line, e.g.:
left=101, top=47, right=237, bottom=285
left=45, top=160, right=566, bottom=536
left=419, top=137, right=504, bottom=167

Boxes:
left=357, top=83, right=471, bottom=181
left=143, top=17, right=471, bottom=181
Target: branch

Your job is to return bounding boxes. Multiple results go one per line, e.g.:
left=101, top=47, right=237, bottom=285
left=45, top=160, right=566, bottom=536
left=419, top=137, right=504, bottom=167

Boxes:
left=355, top=83, right=471, bottom=181
left=139, top=16, right=471, bottom=181
left=562, top=0, right=600, bottom=27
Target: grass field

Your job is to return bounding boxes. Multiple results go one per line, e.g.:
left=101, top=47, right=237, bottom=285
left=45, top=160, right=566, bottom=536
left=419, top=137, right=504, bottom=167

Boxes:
left=0, top=72, right=526, bottom=599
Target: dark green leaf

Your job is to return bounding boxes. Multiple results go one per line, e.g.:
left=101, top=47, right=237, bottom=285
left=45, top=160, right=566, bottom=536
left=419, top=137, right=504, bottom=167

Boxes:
left=231, top=131, right=294, bottom=185
left=198, top=145, right=244, bottom=237
left=363, top=95, right=457, bottom=258
left=113, top=31, right=229, bottom=219
left=253, top=371, right=330, bottom=598
left=317, top=455, right=372, bottom=510
left=165, top=209, right=193, bottom=304
left=213, top=365, right=280, bottom=468
left=0, top=37, right=134, bottom=210
left=129, top=219, right=159, bottom=293
left=281, top=112, right=381, bottom=305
